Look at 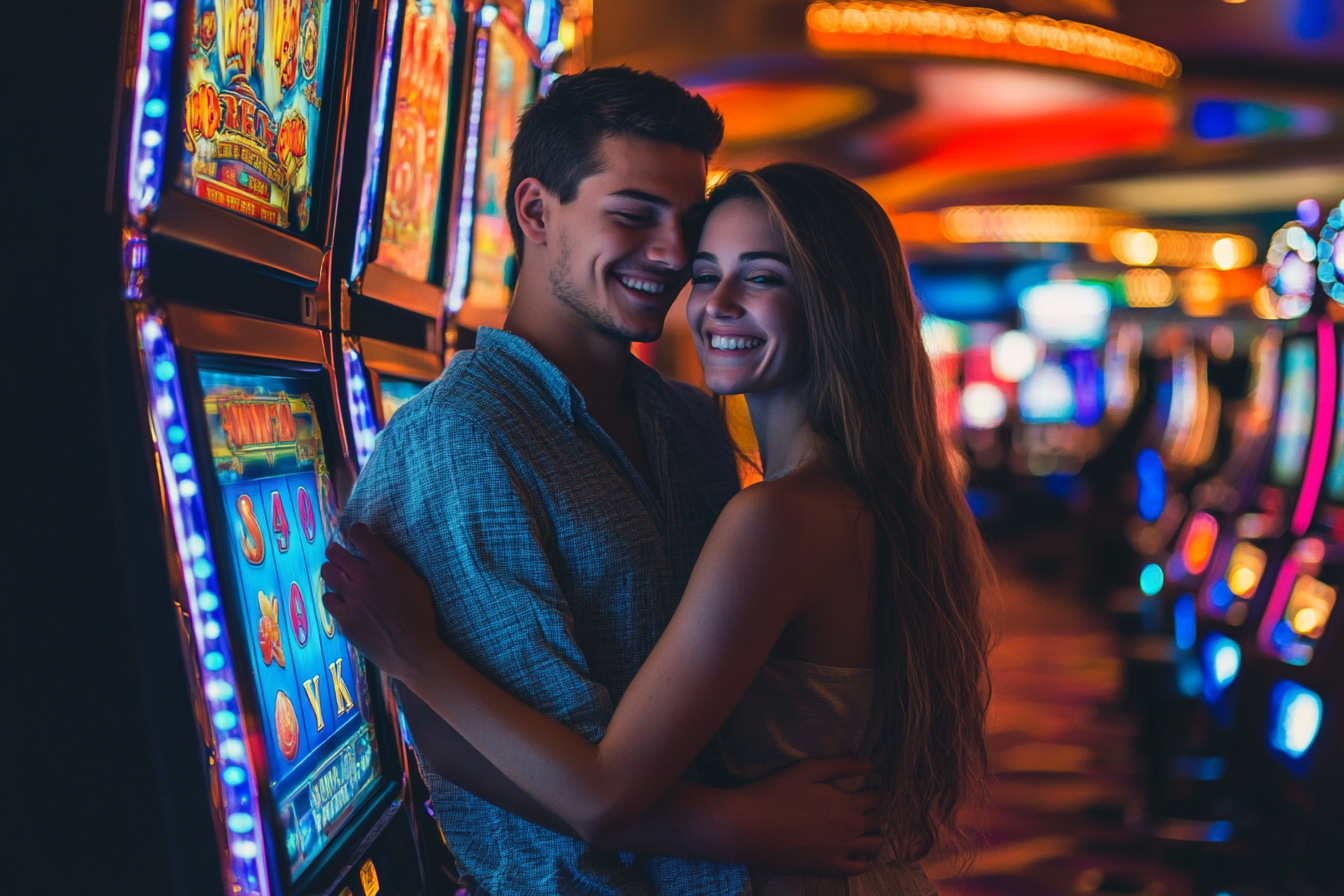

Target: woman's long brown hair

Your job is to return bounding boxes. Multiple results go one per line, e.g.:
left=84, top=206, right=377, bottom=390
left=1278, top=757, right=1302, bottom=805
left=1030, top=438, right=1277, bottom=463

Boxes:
left=708, top=164, right=992, bottom=862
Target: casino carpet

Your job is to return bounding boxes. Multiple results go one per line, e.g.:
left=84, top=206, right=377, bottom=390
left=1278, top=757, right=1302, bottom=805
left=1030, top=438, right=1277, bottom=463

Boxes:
left=928, top=538, right=1194, bottom=896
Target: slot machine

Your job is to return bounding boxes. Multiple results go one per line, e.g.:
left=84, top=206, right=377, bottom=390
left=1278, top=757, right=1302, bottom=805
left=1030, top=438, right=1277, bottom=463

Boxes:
left=1142, top=316, right=1337, bottom=833
left=334, top=0, right=472, bottom=464
left=109, top=2, right=425, bottom=894
left=448, top=0, right=562, bottom=334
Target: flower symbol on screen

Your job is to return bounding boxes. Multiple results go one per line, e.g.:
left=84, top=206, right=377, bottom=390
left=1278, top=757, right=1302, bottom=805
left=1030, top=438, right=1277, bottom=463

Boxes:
left=275, top=690, right=300, bottom=761
left=289, top=581, right=309, bottom=647
left=258, top=590, right=286, bottom=668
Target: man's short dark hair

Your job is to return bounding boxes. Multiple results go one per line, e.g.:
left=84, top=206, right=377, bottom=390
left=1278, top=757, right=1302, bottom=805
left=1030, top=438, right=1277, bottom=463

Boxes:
left=505, top=66, right=724, bottom=259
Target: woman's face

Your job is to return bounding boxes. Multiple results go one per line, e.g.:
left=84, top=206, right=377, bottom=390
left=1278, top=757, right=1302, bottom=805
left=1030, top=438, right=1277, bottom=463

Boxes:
left=687, top=198, right=806, bottom=396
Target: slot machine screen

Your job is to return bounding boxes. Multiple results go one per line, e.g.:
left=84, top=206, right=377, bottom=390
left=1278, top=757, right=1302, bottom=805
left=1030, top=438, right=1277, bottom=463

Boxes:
left=1326, top=350, right=1344, bottom=504
left=199, top=364, right=383, bottom=880
left=467, top=20, right=536, bottom=309
left=177, top=0, right=335, bottom=234
left=378, top=376, right=425, bottom=423
left=376, top=0, right=456, bottom=281
left=1270, top=337, right=1316, bottom=487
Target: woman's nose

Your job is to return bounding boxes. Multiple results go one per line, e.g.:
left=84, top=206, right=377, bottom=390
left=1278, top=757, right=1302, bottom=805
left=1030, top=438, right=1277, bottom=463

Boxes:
left=706, top=281, right=744, bottom=319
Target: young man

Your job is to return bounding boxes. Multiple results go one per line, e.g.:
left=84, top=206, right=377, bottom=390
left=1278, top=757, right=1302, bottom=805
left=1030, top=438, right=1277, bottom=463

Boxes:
left=341, top=67, right=874, bottom=895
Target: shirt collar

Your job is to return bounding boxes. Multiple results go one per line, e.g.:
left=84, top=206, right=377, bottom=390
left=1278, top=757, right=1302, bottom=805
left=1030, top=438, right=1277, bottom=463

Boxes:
left=475, top=326, right=668, bottom=425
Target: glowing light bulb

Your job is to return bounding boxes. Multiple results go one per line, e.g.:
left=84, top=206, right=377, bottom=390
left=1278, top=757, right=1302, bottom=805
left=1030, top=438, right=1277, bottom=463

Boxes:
left=1292, top=607, right=1319, bottom=634
left=1282, top=692, right=1321, bottom=755
left=1212, top=641, right=1240, bottom=687
left=1229, top=566, right=1257, bottom=596
left=990, top=330, right=1038, bottom=383
left=1212, top=238, right=1239, bottom=271
left=1140, top=563, right=1164, bottom=596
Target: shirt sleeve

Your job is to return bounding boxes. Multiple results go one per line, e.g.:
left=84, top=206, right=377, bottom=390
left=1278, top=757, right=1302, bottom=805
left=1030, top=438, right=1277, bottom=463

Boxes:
left=341, top=408, right=613, bottom=742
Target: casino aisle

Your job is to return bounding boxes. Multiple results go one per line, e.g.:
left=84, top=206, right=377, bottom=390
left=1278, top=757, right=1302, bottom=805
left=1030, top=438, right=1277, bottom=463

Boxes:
left=929, top=531, right=1194, bottom=896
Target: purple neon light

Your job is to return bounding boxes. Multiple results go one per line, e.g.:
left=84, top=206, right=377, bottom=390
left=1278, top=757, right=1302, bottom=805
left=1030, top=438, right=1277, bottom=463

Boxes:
left=138, top=314, right=272, bottom=896
left=127, top=0, right=177, bottom=220
left=351, top=0, right=404, bottom=283
left=445, top=29, right=490, bottom=314
left=342, top=341, right=381, bottom=467
left=1291, top=319, right=1337, bottom=535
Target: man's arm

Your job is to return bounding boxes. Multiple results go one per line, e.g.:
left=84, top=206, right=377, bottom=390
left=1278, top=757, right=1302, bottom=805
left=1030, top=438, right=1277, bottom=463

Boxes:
left=399, top=690, right=879, bottom=875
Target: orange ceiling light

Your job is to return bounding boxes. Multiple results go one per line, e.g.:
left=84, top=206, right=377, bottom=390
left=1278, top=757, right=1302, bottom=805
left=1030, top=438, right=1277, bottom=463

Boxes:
left=1109, top=228, right=1258, bottom=269
left=806, top=1, right=1181, bottom=88
left=694, top=82, right=875, bottom=145
left=939, top=204, right=1138, bottom=242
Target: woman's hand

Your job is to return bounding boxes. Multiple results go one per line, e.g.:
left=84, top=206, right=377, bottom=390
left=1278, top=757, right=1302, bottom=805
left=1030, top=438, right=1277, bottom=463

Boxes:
left=321, top=523, right=440, bottom=681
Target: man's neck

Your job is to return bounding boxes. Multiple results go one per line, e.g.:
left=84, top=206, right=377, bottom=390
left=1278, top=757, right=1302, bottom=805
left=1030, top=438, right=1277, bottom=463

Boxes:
left=502, top=263, right=632, bottom=424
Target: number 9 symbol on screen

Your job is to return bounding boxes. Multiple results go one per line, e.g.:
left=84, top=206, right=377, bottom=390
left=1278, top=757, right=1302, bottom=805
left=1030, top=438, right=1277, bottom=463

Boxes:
left=316, top=575, right=338, bottom=639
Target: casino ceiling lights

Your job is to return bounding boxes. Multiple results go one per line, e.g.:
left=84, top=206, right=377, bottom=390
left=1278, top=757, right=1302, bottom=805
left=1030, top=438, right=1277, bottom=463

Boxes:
left=805, top=1, right=1181, bottom=89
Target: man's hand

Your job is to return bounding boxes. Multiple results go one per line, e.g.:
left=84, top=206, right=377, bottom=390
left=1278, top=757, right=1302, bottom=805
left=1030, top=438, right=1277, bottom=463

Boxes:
left=321, top=523, right=441, bottom=682
left=719, top=757, right=883, bottom=875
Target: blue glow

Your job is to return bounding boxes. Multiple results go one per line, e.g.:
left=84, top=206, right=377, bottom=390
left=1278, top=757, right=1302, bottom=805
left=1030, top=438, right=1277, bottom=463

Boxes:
left=197, top=591, right=219, bottom=611
left=223, top=766, right=246, bottom=786
left=1202, top=633, right=1241, bottom=706
left=1294, top=0, right=1334, bottom=40
left=446, top=34, right=491, bottom=313
left=350, top=0, right=403, bottom=281
left=171, top=453, right=192, bottom=473
left=1174, top=593, right=1197, bottom=651
left=213, top=710, right=238, bottom=731
left=148, top=31, right=171, bottom=51
left=1176, top=656, right=1202, bottom=698
left=1206, top=821, right=1234, bottom=842
left=1268, top=681, right=1323, bottom=760
left=206, top=679, right=234, bottom=701
left=343, top=344, right=382, bottom=468
left=1137, top=449, right=1166, bottom=522
left=204, top=652, right=226, bottom=671
left=1140, top=563, right=1164, bottom=596
left=227, top=813, right=255, bottom=834
left=187, top=533, right=206, bottom=557
left=1210, top=579, right=1234, bottom=609
left=192, top=558, right=213, bottom=579
left=178, top=479, right=198, bottom=498
left=167, top=424, right=186, bottom=444
left=155, top=360, right=176, bottom=380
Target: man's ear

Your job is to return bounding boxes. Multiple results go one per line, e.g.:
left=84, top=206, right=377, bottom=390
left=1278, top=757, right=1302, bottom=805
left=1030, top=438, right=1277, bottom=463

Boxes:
left=514, top=177, right=548, bottom=247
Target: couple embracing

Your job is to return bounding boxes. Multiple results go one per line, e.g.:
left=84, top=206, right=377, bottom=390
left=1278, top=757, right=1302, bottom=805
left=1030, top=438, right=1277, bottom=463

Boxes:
left=322, top=67, right=991, bottom=896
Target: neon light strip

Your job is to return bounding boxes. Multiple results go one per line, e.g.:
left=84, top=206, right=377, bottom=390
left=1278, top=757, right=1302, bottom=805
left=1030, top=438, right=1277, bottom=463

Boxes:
left=127, top=0, right=177, bottom=220
left=342, top=340, right=381, bottom=468
left=351, top=0, right=404, bottom=282
left=444, top=26, right=491, bottom=314
left=1292, top=319, right=1337, bottom=535
left=1258, top=555, right=1299, bottom=655
left=138, top=314, right=271, bottom=896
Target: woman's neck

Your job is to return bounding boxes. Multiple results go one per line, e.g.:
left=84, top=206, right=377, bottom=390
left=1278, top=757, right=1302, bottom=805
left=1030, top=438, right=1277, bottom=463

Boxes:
left=745, top=385, right=814, bottom=481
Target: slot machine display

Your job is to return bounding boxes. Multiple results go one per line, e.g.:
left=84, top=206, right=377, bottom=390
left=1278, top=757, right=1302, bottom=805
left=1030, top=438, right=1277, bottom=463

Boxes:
left=448, top=0, right=561, bottom=331
left=336, top=0, right=468, bottom=469
left=112, top=1, right=425, bottom=893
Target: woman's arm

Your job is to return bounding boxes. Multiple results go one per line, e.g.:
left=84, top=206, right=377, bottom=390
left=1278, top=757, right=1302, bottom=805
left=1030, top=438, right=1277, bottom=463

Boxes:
left=324, top=486, right=837, bottom=843
left=400, top=687, right=880, bottom=874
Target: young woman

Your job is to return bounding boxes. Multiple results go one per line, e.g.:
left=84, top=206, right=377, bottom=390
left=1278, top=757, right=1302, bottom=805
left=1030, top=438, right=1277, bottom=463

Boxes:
left=323, top=163, right=991, bottom=894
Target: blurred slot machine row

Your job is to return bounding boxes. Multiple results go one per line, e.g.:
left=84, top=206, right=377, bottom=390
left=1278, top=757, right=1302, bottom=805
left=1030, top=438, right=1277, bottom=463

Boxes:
left=1110, top=205, right=1343, bottom=887
left=111, top=1, right=575, bottom=894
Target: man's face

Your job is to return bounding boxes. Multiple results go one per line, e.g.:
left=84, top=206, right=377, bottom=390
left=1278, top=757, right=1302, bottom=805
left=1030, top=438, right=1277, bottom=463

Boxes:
left=544, top=134, right=708, bottom=343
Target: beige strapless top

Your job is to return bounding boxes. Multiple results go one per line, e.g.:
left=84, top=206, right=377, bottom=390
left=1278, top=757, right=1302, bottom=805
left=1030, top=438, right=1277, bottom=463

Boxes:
left=703, top=656, right=938, bottom=896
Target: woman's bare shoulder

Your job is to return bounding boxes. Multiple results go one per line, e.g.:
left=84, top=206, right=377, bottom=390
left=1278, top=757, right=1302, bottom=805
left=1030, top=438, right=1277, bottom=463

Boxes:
left=715, top=465, right=872, bottom=558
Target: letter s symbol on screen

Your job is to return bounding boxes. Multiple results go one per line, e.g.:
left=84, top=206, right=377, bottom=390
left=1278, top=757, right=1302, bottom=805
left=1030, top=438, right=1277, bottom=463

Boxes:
left=237, top=493, right=266, bottom=565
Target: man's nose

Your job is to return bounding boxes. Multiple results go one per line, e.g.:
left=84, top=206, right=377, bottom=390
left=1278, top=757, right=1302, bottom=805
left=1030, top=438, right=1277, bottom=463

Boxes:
left=645, top=218, right=689, bottom=271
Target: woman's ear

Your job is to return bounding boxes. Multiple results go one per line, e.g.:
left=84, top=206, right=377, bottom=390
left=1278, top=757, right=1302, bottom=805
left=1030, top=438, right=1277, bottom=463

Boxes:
left=514, top=177, right=548, bottom=247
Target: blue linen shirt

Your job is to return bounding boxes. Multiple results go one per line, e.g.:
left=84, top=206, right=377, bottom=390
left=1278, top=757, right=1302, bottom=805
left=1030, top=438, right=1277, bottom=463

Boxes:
left=341, top=327, right=749, bottom=895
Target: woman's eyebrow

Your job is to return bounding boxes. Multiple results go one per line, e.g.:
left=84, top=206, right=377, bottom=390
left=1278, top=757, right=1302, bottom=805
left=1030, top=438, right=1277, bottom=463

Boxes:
left=693, top=251, right=717, bottom=262
left=739, top=251, right=789, bottom=264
